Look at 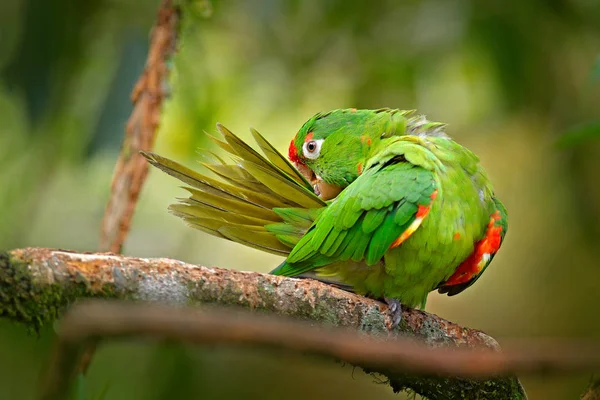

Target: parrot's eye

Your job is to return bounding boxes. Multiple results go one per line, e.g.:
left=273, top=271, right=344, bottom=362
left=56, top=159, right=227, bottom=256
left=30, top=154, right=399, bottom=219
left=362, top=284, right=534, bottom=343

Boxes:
left=302, top=139, right=324, bottom=160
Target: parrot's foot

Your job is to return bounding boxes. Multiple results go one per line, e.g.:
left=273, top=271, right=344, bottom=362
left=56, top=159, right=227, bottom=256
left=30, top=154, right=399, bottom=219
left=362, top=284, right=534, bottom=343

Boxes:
left=384, top=297, right=403, bottom=330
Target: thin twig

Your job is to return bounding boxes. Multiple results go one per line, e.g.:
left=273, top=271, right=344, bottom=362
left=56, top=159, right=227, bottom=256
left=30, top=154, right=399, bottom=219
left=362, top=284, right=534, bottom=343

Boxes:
left=99, top=0, right=180, bottom=253
left=75, top=343, right=97, bottom=375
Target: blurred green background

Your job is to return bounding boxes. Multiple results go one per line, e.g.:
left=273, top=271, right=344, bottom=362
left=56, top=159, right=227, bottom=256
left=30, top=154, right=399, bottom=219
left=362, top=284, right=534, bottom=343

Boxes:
left=1, top=0, right=600, bottom=399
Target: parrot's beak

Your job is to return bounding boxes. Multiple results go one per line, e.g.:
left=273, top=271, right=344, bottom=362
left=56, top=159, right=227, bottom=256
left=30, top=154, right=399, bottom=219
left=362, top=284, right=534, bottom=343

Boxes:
left=314, top=178, right=343, bottom=201
left=295, top=162, right=342, bottom=201
left=295, top=163, right=315, bottom=184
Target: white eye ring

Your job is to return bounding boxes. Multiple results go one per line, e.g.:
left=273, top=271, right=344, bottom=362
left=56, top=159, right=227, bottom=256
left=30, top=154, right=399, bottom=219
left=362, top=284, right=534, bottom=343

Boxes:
left=302, top=139, right=324, bottom=160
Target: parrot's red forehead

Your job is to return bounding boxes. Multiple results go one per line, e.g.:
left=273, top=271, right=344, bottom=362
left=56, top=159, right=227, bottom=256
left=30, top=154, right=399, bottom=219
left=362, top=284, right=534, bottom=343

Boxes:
left=288, top=136, right=303, bottom=165
left=289, top=131, right=315, bottom=165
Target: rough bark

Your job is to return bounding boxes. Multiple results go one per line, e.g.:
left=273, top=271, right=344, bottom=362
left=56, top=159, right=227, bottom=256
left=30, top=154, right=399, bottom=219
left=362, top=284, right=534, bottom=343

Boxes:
left=1, top=247, right=526, bottom=399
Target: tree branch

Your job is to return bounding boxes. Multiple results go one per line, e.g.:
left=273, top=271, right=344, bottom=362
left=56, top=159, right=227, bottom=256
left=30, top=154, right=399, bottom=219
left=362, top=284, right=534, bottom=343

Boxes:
left=0, top=247, right=497, bottom=342
left=2, top=247, right=529, bottom=399
left=99, top=0, right=180, bottom=253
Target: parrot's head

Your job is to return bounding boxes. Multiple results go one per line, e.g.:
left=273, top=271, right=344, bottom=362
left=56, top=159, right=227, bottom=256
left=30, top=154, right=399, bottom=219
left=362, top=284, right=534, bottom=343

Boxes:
left=288, top=108, right=408, bottom=200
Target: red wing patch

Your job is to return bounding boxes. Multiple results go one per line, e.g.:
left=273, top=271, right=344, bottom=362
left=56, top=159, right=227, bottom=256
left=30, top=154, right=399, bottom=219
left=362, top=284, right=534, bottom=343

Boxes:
left=390, top=189, right=438, bottom=249
left=443, top=210, right=503, bottom=286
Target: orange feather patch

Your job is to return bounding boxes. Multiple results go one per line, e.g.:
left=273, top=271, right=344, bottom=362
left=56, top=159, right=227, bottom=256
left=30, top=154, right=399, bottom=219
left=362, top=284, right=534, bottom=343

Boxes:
left=415, top=204, right=430, bottom=218
left=389, top=189, right=438, bottom=249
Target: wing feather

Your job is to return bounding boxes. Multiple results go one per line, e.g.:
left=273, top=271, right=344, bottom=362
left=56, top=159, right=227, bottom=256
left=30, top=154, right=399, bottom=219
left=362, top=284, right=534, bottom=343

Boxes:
left=250, top=128, right=313, bottom=188
left=273, top=160, right=437, bottom=276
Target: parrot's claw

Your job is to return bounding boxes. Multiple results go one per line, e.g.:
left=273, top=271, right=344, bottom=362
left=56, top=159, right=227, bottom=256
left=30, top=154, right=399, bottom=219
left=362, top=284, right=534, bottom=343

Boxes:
left=384, top=297, right=403, bottom=330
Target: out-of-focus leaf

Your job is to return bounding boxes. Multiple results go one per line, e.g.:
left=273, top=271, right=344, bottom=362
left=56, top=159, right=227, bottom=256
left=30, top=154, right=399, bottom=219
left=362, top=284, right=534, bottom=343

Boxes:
left=556, top=120, right=600, bottom=148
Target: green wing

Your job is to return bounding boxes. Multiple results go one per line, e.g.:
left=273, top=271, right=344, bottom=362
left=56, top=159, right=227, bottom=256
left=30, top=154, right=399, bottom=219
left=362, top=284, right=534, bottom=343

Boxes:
left=271, top=159, right=437, bottom=276
left=141, top=124, right=325, bottom=256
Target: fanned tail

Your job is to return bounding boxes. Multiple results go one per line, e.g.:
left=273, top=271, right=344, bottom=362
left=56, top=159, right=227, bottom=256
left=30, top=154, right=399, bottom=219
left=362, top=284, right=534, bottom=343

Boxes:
left=141, top=124, right=326, bottom=256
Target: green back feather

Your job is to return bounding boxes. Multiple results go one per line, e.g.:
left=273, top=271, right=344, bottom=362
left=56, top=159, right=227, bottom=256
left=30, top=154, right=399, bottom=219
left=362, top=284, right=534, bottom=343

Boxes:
left=272, top=155, right=437, bottom=276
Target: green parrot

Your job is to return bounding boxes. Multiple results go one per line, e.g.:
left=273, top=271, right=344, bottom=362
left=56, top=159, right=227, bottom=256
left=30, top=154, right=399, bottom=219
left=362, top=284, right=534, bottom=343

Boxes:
left=142, top=108, right=508, bottom=327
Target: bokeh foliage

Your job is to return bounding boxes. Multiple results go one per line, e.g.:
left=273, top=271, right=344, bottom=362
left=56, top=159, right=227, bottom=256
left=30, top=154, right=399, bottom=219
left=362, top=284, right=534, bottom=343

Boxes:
left=0, top=0, right=599, bottom=399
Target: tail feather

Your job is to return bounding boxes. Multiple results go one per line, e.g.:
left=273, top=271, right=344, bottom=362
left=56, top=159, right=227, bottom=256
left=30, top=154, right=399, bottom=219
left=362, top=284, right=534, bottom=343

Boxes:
left=199, top=162, right=262, bottom=191
left=249, top=127, right=312, bottom=187
left=141, top=124, right=325, bottom=255
left=170, top=202, right=275, bottom=226
left=183, top=186, right=280, bottom=221
left=239, top=160, right=320, bottom=208
left=219, top=226, right=291, bottom=255
left=170, top=207, right=291, bottom=255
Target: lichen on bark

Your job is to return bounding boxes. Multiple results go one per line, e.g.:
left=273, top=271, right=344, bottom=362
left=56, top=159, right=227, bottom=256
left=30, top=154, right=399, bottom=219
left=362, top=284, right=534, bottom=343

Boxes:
left=381, top=372, right=527, bottom=400
left=0, top=251, right=66, bottom=332
left=0, top=250, right=126, bottom=332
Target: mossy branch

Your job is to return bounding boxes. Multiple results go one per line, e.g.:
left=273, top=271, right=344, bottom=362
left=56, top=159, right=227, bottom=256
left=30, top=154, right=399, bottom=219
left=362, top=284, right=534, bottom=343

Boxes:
left=1, top=247, right=529, bottom=399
